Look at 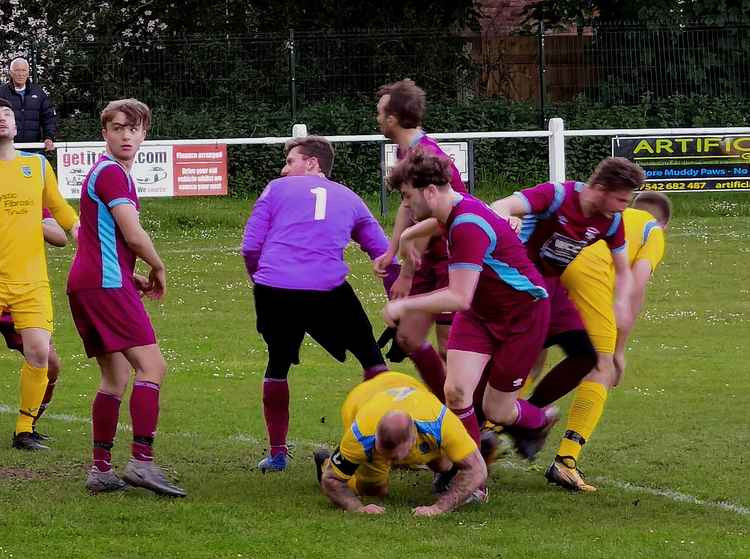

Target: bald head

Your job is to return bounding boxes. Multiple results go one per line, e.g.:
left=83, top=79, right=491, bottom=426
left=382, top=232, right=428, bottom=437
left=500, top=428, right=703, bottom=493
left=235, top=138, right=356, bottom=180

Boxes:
left=376, top=411, right=414, bottom=452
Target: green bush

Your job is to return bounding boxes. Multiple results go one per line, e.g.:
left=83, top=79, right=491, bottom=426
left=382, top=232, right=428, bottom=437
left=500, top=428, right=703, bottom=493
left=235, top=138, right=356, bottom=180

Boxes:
left=57, top=95, right=750, bottom=197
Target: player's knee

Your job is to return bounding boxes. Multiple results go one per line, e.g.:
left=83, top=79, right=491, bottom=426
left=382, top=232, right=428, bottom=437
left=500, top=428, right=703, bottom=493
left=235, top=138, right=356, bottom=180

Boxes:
left=137, top=354, right=167, bottom=384
left=395, top=329, right=423, bottom=354
left=444, top=383, right=470, bottom=409
left=23, top=343, right=49, bottom=368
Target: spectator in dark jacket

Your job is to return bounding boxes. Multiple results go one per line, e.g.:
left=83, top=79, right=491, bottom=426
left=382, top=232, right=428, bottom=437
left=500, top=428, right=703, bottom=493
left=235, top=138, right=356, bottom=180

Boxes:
left=0, top=57, right=56, bottom=151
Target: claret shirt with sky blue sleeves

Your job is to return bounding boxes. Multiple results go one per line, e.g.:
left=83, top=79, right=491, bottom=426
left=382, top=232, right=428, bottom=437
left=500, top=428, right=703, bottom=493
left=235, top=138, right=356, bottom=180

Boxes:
left=242, top=175, right=390, bottom=291
left=515, top=180, right=627, bottom=276
left=67, top=154, right=139, bottom=292
left=446, top=194, right=548, bottom=318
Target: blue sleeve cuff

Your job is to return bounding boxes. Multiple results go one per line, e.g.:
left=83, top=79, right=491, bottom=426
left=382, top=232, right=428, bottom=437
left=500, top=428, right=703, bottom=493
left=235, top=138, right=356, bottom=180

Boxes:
left=107, top=197, right=135, bottom=209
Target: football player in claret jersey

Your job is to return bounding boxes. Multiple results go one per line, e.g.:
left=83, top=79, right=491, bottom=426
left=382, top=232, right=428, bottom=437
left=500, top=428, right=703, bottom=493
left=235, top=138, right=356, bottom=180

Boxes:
left=544, top=191, right=671, bottom=491
left=314, top=372, right=486, bottom=516
left=372, top=79, right=468, bottom=402
left=242, top=135, right=398, bottom=473
left=67, top=99, right=185, bottom=497
left=491, top=157, right=643, bottom=459
left=383, top=148, right=558, bottom=479
left=0, top=209, right=69, bottom=446
left=0, top=97, right=79, bottom=451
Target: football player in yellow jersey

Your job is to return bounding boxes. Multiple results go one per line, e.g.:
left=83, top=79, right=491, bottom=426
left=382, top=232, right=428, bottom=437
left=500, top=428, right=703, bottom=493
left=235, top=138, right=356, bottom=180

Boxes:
left=314, top=372, right=487, bottom=516
left=543, top=191, right=671, bottom=491
left=0, top=98, right=79, bottom=450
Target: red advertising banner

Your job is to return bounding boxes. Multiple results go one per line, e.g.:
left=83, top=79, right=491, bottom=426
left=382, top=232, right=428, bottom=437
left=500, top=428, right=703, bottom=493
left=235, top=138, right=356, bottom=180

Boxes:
left=173, top=145, right=228, bottom=197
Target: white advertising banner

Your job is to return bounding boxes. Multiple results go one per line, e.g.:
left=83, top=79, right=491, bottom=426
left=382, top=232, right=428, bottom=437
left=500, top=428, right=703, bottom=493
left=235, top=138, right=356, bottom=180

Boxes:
left=56, top=143, right=227, bottom=199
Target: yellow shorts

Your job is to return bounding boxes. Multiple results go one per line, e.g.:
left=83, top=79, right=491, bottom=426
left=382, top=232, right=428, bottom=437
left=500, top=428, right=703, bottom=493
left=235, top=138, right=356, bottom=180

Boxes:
left=0, top=282, right=53, bottom=333
left=563, top=271, right=616, bottom=354
left=340, top=372, right=424, bottom=429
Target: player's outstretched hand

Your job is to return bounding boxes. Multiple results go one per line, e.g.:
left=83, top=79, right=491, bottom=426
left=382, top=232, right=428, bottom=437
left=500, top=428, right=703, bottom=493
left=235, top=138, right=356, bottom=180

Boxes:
left=383, top=300, right=403, bottom=328
left=147, top=266, right=167, bottom=300
left=357, top=504, right=385, bottom=514
left=373, top=251, right=394, bottom=278
left=412, top=505, right=443, bottom=517
left=389, top=274, right=412, bottom=300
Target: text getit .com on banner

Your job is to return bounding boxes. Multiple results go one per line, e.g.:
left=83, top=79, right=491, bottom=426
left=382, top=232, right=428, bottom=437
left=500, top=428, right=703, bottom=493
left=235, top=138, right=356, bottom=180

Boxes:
left=57, top=143, right=228, bottom=199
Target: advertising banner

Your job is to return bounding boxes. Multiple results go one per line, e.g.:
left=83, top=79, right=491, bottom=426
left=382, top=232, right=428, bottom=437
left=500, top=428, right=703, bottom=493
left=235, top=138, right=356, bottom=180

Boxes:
left=612, top=135, right=750, bottom=192
left=57, top=143, right=227, bottom=198
left=383, top=142, right=470, bottom=182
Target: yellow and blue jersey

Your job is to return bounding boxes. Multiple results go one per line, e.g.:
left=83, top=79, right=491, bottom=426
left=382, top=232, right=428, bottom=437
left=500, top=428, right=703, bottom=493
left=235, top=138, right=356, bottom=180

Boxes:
left=0, top=151, right=77, bottom=285
left=331, top=372, right=477, bottom=481
left=561, top=208, right=666, bottom=354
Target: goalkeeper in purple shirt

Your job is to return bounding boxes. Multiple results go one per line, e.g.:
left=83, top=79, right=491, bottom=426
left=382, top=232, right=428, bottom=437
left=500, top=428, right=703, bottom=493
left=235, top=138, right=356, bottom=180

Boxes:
left=242, top=135, right=398, bottom=473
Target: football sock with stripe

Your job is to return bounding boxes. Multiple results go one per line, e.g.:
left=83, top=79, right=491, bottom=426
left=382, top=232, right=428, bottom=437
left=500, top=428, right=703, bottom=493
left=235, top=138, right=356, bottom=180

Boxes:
left=451, top=404, right=481, bottom=446
left=92, top=391, right=121, bottom=472
left=131, top=380, right=160, bottom=461
left=16, top=361, right=48, bottom=435
left=512, top=399, right=548, bottom=430
left=557, top=380, right=608, bottom=462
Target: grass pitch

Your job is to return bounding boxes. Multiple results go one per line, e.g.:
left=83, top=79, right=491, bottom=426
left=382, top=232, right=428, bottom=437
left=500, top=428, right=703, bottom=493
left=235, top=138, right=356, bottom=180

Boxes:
left=0, top=191, right=748, bottom=558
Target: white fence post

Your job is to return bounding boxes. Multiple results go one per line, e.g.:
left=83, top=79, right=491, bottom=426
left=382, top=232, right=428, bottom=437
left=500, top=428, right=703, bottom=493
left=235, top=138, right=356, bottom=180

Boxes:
left=548, top=117, right=565, bottom=183
left=292, top=123, right=308, bottom=137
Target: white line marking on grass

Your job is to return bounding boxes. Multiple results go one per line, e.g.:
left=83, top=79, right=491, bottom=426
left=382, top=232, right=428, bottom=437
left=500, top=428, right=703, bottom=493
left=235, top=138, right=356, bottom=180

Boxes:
left=590, top=476, right=750, bottom=516
left=494, top=461, right=750, bottom=517
left=2, top=403, right=746, bottom=516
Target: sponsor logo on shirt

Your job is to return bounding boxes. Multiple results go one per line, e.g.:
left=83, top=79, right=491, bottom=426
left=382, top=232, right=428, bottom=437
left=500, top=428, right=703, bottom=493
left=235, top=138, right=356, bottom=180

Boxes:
left=584, top=226, right=600, bottom=241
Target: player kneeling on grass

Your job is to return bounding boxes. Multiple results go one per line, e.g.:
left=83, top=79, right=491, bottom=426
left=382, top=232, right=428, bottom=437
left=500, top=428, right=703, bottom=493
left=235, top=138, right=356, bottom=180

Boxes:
left=314, top=372, right=486, bottom=516
left=67, top=99, right=185, bottom=497
left=382, top=148, right=558, bottom=469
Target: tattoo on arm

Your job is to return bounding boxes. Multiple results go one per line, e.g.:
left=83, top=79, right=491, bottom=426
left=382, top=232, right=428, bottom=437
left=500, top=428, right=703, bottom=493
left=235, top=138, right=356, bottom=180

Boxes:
left=432, top=450, right=486, bottom=513
left=321, top=468, right=364, bottom=512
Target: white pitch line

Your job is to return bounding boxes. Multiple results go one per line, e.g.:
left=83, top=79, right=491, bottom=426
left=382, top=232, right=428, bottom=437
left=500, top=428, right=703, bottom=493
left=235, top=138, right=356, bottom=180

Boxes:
left=2, top=403, right=747, bottom=516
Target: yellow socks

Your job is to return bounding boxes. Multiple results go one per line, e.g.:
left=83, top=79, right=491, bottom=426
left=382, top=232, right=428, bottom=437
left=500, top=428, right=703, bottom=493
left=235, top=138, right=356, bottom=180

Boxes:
left=557, top=380, right=608, bottom=462
left=16, top=361, right=49, bottom=435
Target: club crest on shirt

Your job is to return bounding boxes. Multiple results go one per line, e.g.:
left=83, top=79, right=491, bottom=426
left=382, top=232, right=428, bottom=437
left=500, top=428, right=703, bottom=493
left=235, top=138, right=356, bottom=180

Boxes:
left=584, top=226, right=600, bottom=241
left=21, top=166, right=32, bottom=178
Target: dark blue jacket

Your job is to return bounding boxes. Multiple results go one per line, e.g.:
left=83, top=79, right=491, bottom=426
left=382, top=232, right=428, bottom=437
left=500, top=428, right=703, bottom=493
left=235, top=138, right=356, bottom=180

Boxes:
left=0, top=80, right=57, bottom=143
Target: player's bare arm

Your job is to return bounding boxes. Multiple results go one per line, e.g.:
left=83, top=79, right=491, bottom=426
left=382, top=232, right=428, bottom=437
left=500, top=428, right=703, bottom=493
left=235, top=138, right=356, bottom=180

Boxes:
left=383, top=268, right=480, bottom=326
left=42, top=219, right=68, bottom=247
left=413, top=449, right=486, bottom=517
left=612, top=249, right=634, bottom=332
left=398, top=217, right=441, bottom=269
left=320, top=467, right=384, bottom=514
left=111, top=204, right=166, bottom=299
left=613, top=259, right=653, bottom=382
left=373, top=202, right=413, bottom=277
left=490, top=194, right=528, bottom=219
